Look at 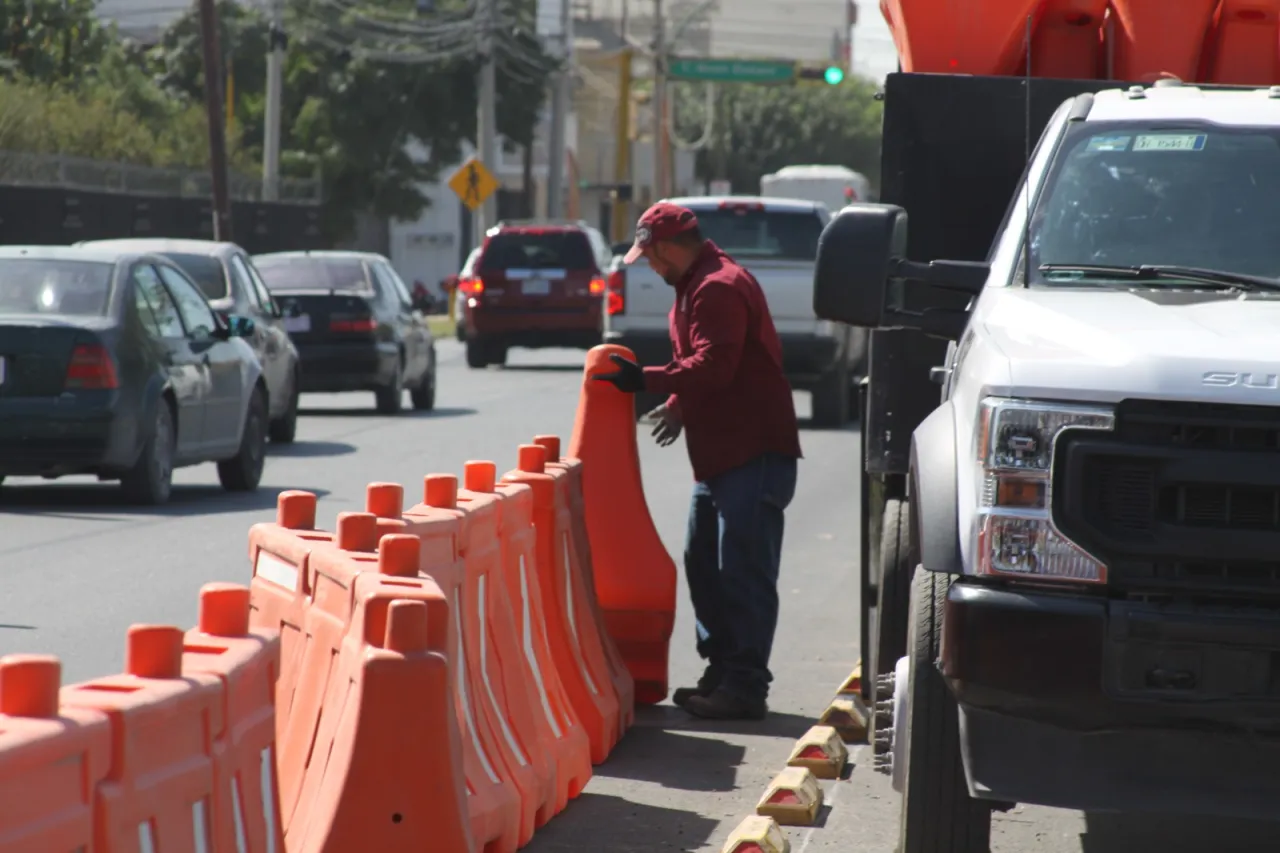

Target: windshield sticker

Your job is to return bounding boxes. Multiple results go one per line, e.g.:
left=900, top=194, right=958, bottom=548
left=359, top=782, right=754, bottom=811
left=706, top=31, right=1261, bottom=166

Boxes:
left=1132, top=133, right=1207, bottom=152
left=1087, top=135, right=1131, bottom=152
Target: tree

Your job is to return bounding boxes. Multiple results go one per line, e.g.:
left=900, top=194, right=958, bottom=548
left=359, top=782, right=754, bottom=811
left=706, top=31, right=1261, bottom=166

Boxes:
left=672, top=77, right=884, bottom=194
left=0, top=0, right=118, bottom=83
left=149, top=0, right=555, bottom=240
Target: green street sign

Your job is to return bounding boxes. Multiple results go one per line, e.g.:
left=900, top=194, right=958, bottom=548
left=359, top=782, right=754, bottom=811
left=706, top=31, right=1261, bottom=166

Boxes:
left=667, top=57, right=796, bottom=84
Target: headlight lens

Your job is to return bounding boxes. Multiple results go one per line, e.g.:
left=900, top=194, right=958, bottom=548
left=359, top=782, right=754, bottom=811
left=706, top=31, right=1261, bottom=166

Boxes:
left=975, top=398, right=1114, bottom=583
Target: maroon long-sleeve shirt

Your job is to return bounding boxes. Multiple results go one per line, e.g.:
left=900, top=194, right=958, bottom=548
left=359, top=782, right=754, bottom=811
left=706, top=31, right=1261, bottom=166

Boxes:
left=642, top=241, right=803, bottom=482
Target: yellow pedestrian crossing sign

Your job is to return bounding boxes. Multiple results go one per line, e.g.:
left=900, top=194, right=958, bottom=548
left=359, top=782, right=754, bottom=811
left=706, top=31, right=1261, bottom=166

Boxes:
left=448, top=157, right=500, bottom=211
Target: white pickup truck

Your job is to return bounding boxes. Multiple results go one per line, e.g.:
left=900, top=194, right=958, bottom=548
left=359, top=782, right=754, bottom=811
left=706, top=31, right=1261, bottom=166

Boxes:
left=602, top=195, right=866, bottom=426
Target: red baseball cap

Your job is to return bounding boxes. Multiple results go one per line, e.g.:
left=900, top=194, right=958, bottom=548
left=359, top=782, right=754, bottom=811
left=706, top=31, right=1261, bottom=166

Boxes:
left=622, top=202, right=700, bottom=264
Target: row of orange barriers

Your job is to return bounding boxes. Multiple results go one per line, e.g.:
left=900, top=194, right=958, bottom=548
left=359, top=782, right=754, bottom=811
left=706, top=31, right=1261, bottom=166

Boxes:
left=884, top=0, right=1280, bottom=86
left=0, top=344, right=676, bottom=853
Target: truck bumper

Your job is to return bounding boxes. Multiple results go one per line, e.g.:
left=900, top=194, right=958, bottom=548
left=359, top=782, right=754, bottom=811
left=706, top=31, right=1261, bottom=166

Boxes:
left=942, top=581, right=1280, bottom=820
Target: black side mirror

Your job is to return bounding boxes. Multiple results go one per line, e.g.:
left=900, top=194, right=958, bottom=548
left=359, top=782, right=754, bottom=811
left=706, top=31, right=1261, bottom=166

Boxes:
left=813, top=204, right=907, bottom=327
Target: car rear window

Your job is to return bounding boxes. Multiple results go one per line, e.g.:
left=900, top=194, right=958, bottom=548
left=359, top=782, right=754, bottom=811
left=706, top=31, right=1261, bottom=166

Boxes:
left=691, top=208, right=825, bottom=261
left=255, top=257, right=373, bottom=294
left=160, top=252, right=227, bottom=300
left=480, top=231, right=596, bottom=272
left=0, top=259, right=114, bottom=316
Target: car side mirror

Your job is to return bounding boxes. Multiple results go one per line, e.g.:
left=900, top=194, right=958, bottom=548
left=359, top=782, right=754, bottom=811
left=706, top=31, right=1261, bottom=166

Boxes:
left=813, top=203, right=907, bottom=328
left=227, top=314, right=256, bottom=338
left=814, top=202, right=990, bottom=341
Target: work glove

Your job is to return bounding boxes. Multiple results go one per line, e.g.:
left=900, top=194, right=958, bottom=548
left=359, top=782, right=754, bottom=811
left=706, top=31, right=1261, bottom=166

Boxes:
left=648, top=404, right=683, bottom=447
left=592, top=353, right=646, bottom=394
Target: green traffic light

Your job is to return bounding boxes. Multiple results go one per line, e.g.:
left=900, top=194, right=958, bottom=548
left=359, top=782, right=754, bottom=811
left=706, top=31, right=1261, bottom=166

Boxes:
left=824, top=66, right=844, bottom=85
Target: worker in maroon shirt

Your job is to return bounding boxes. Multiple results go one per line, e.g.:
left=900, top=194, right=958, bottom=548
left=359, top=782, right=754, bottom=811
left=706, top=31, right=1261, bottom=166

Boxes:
left=594, top=201, right=803, bottom=721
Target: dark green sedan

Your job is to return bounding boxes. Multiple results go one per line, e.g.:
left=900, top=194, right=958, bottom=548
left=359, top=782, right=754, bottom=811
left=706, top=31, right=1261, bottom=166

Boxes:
left=0, top=245, right=270, bottom=505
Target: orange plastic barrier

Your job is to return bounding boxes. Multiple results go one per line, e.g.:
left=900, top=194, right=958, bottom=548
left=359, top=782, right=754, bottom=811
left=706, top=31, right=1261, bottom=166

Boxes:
left=249, top=500, right=485, bottom=853
left=0, top=655, right=109, bottom=852
left=62, top=624, right=223, bottom=853
left=184, top=583, right=286, bottom=853
left=569, top=344, right=678, bottom=705
left=1108, top=0, right=1219, bottom=82
left=504, top=441, right=623, bottom=763
left=289, top=535, right=471, bottom=853
left=532, top=433, right=636, bottom=736
left=880, top=0, right=1040, bottom=75
left=1205, top=0, right=1280, bottom=84
left=365, top=479, right=524, bottom=852
left=1030, top=0, right=1107, bottom=79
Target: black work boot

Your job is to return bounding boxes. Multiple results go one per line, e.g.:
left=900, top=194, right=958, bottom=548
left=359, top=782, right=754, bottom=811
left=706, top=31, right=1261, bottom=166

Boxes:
left=672, top=667, right=722, bottom=708
left=685, top=687, right=768, bottom=721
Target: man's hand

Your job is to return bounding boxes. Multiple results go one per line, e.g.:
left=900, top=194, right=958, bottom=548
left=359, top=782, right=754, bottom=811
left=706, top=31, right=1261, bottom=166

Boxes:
left=592, top=353, right=646, bottom=394
left=647, top=403, right=683, bottom=447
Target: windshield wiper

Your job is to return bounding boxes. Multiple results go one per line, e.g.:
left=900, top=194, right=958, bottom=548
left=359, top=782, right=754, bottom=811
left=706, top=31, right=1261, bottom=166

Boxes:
left=1038, top=263, right=1280, bottom=293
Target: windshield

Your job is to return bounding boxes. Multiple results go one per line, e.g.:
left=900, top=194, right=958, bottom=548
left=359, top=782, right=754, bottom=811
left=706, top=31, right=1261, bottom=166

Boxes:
left=254, top=256, right=373, bottom=294
left=161, top=252, right=227, bottom=300
left=480, top=231, right=596, bottom=272
left=0, top=259, right=114, bottom=316
left=1029, top=122, right=1280, bottom=284
left=690, top=207, right=824, bottom=261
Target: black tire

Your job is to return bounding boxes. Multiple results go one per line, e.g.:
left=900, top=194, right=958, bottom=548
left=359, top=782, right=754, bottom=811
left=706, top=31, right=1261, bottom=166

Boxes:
left=410, top=363, right=436, bottom=411
left=268, top=371, right=299, bottom=444
left=455, top=319, right=467, bottom=342
left=488, top=341, right=508, bottom=367
left=465, top=338, right=488, bottom=369
left=811, top=364, right=851, bottom=428
left=121, top=399, right=175, bottom=505
left=871, top=499, right=913, bottom=752
left=375, top=357, right=404, bottom=414
left=898, top=567, right=992, bottom=853
left=218, top=389, right=268, bottom=492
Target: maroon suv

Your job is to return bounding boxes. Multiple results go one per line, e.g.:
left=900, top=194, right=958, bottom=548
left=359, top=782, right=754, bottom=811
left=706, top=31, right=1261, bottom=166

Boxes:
left=459, top=221, right=611, bottom=368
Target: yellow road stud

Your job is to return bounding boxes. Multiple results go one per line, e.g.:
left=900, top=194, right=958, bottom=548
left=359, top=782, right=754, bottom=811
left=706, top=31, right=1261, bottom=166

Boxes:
left=787, top=724, right=849, bottom=780
left=756, top=766, right=823, bottom=826
left=836, top=661, right=863, bottom=696
left=819, top=693, right=868, bottom=743
left=720, top=814, right=791, bottom=853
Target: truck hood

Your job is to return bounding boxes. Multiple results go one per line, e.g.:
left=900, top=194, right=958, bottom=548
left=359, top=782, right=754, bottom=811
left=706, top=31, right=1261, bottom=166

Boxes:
left=977, top=287, right=1280, bottom=403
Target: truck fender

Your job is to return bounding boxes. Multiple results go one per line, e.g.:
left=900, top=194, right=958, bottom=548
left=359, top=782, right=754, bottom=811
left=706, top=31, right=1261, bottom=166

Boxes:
left=909, top=403, right=963, bottom=575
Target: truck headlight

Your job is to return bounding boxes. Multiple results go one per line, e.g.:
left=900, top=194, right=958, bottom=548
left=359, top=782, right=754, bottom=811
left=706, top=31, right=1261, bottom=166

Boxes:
left=975, top=398, right=1113, bottom=583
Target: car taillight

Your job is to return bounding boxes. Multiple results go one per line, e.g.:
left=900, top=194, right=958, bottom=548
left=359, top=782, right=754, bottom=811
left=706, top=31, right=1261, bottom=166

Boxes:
left=589, top=276, right=606, bottom=295
left=65, top=344, right=118, bottom=390
left=330, top=317, right=377, bottom=333
left=719, top=200, right=765, bottom=213
left=460, top=277, right=483, bottom=294
left=606, top=270, right=626, bottom=316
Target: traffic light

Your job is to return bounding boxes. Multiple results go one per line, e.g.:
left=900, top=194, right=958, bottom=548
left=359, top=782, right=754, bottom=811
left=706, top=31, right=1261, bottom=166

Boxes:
left=795, top=64, right=846, bottom=85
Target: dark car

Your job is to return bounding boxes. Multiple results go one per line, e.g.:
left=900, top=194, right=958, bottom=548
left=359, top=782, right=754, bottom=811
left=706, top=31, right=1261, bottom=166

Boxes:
left=0, top=245, right=271, bottom=505
left=77, top=238, right=302, bottom=443
left=252, top=250, right=436, bottom=414
left=460, top=220, right=611, bottom=369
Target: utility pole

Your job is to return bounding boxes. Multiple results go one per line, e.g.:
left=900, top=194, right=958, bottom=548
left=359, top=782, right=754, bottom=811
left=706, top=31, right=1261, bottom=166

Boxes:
left=198, top=0, right=233, bottom=241
left=546, top=0, right=572, bottom=219
left=612, top=47, right=632, bottom=241
left=262, top=0, right=286, bottom=202
left=651, top=0, right=666, bottom=201
left=477, top=0, right=498, bottom=237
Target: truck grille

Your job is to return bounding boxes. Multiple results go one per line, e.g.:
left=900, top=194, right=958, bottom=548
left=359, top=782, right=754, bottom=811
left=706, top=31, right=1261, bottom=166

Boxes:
left=1052, top=400, right=1280, bottom=597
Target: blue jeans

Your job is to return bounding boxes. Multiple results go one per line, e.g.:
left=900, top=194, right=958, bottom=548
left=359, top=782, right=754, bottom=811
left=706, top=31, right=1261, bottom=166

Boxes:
left=685, top=452, right=798, bottom=702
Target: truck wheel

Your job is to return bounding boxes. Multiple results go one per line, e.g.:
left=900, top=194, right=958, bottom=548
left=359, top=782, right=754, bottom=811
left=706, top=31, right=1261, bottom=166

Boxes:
left=466, top=338, right=488, bottom=369
left=811, top=365, right=851, bottom=428
left=488, top=342, right=508, bottom=367
left=870, top=499, right=912, bottom=748
left=898, top=567, right=992, bottom=853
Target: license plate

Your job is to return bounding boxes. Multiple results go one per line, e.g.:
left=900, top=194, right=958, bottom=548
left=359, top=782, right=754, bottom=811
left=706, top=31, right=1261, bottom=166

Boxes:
left=283, top=314, right=311, bottom=333
left=522, top=278, right=550, bottom=296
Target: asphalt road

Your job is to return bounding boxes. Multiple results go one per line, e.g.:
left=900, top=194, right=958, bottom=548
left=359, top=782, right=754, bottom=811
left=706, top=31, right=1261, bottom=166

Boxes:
left=3, top=340, right=1279, bottom=852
